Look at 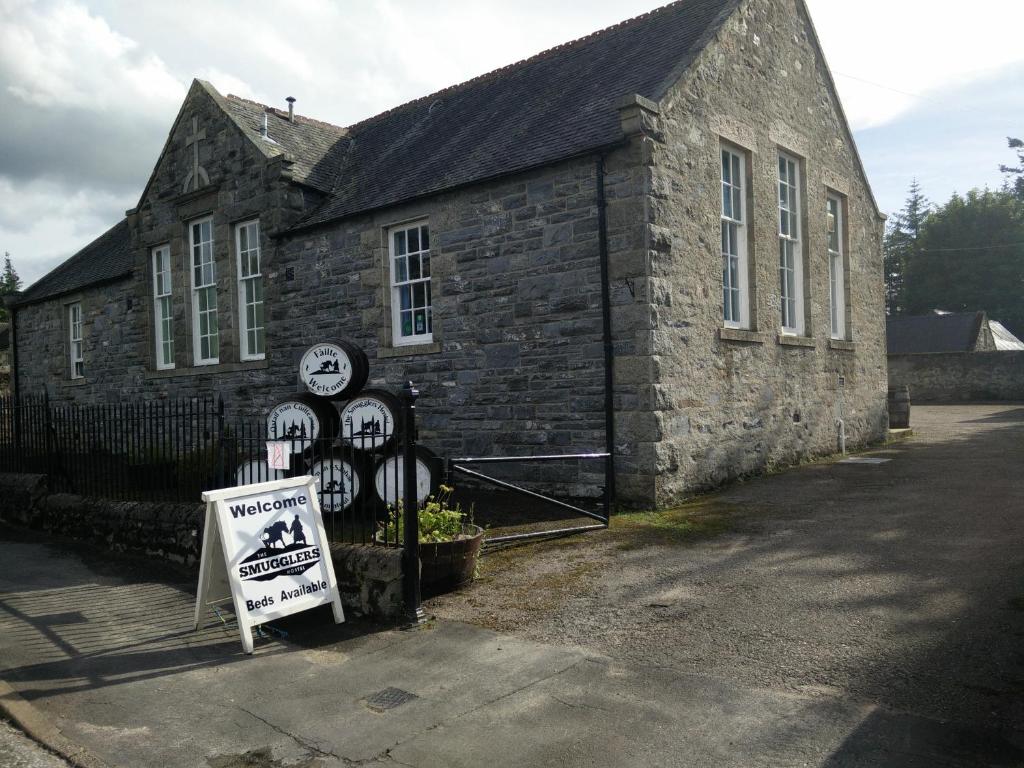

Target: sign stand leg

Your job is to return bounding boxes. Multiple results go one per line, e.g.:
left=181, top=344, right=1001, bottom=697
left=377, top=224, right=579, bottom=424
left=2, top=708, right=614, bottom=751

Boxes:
left=194, top=505, right=217, bottom=631
left=330, top=593, right=345, bottom=625
left=240, top=622, right=255, bottom=655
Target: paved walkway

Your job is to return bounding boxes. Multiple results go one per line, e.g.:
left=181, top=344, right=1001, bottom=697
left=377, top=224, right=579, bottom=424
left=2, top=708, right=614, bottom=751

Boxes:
left=2, top=405, right=1023, bottom=766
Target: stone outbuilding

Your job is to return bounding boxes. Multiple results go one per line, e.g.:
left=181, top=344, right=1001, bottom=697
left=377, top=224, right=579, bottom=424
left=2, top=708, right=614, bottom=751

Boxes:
left=8, top=0, right=888, bottom=507
left=888, top=312, right=1024, bottom=402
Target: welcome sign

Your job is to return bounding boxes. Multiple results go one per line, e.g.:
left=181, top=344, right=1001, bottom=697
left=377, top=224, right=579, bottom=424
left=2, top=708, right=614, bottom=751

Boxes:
left=194, top=477, right=344, bottom=653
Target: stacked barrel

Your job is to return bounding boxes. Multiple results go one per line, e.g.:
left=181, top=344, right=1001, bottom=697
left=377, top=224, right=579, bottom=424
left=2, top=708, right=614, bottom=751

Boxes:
left=255, top=341, right=440, bottom=514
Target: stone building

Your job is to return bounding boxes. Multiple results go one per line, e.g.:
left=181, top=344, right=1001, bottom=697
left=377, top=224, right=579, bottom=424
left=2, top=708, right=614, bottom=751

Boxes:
left=8, top=0, right=888, bottom=507
left=887, top=312, right=1024, bottom=402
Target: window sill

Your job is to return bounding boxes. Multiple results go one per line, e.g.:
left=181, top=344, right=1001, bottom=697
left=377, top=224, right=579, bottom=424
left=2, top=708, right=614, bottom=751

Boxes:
left=719, top=328, right=767, bottom=345
left=828, top=339, right=857, bottom=352
left=144, top=359, right=270, bottom=380
left=777, top=334, right=817, bottom=349
left=378, top=342, right=442, bottom=359
left=67, top=377, right=88, bottom=387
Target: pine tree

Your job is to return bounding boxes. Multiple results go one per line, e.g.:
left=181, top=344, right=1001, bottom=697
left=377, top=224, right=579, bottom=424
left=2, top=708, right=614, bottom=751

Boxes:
left=1001, top=137, right=1024, bottom=199
left=883, top=180, right=930, bottom=315
left=0, top=252, right=21, bottom=323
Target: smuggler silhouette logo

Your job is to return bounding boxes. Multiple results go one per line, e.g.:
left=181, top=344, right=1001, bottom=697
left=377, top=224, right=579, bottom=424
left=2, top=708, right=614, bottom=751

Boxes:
left=237, top=516, right=322, bottom=582
left=300, top=343, right=353, bottom=398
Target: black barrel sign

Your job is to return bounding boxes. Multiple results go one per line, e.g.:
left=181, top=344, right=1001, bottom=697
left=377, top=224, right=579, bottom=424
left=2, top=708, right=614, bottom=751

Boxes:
left=299, top=341, right=369, bottom=401
left=311, top=458, right=363, bottom=512
left=267, top=393, right=340, bottom=451
left=339, top=389, right=401, bottom=452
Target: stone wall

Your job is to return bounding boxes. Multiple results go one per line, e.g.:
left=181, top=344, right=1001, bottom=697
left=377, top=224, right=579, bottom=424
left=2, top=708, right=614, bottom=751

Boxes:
left=635, top=0, right=889, bottom=504
left=13, top=81, right=315, bottom=415
left=0, top=473, right=405, bottom=621
left=269, top=152, right=644, bottom=497
left=888, top=353, right=1024, bottom=403
left=16, top=144, right=646, bottom=499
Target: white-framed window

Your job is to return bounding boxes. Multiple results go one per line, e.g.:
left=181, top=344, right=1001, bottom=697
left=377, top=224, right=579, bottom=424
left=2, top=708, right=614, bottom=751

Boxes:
left=190, top=217, right=219, bottom=365
left=235, top=220, right=265, bottom=361
left=778, top=152, right=805, bottom=335
left=721, top=146, right=749, bottom=329
left=152, top=245, right=174, bottom=370
left=827, top=195, right=847, bottom=340
left=68, top=302, right=83, bottom=379
left=389, top=221, right=432, bottom=346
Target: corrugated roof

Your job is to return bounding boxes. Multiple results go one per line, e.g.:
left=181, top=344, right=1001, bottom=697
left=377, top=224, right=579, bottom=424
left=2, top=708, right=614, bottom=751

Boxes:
left=886, top=312, right=987, bottom=355
left=989, top=320, right=1024, bottom=351
left=295, top=0, right=737, bottom=228
left=14, top=219, right=132, bottom=306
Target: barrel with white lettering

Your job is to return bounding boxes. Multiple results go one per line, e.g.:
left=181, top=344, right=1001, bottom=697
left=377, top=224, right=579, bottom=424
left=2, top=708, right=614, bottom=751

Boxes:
left=266, top=393, right=340, bottom=453
left=311, top=456, right=366, bottom=512
left=339, top=389, right=402, bottom=453
left=298, top=340, right=369, bottom=401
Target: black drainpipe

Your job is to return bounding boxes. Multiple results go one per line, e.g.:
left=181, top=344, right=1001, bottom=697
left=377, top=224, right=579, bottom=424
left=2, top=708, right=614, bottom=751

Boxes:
left=596, top=154, right=616, bottom=512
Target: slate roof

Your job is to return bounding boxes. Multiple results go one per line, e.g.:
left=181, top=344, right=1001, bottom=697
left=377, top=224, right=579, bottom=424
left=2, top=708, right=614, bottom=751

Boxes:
left=25, top=0, right=871, bottom=307
left=886, top=312, right=988, bottom=355
left=14, top=219, right=132, bottom=306
left=295, top=0, right=737, bottom=229
left=220, top=97, right=351, bottom=194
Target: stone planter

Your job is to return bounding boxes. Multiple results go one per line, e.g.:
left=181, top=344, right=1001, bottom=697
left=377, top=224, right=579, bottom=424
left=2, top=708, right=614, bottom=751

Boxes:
left=420, top=524, right=485, bottom=598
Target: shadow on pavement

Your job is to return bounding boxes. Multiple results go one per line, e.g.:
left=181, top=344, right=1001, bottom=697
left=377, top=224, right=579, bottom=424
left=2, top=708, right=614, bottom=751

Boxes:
left=0, top=533, right=386, bottom=705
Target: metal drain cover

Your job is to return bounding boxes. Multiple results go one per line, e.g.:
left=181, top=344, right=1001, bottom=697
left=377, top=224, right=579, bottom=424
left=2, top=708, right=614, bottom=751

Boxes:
left=365, top=687, right=418, bottom=712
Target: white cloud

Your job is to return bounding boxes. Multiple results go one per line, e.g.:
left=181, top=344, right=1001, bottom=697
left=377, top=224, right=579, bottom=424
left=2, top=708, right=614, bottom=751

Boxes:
left=0, top=0, right=183, bottom=115
left=805, top=0, right=1024, bottom=129
left=0, top=177, right=131, bottom=284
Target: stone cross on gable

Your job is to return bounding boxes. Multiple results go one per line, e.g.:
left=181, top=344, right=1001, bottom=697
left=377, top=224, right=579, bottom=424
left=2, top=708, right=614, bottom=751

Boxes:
left=182, top=116, right=210, bottom=193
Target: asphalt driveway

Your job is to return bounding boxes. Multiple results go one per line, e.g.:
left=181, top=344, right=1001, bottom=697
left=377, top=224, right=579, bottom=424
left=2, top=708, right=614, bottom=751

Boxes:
left=2, top=404, right=1023, bottom=767
left=430, top=404, right=1024, bottom=759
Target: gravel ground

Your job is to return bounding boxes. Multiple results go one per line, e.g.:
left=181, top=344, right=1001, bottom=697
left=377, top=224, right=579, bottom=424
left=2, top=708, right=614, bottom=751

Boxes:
left=428, top=404, right=1024, bottom=732
left=0, top=721, right=70, bottom=768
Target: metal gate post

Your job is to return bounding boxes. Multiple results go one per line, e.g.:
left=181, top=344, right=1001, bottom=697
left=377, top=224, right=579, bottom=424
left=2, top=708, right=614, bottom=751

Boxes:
left=214, top=397, right=226, bottom=489
left=401, top=382, right=426, bottom=625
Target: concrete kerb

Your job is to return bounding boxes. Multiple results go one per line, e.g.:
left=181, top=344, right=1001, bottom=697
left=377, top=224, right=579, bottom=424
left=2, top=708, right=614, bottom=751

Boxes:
left=0, top=679, right=114, bottom=768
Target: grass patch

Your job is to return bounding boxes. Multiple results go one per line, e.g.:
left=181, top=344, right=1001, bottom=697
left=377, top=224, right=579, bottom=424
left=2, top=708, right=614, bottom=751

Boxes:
left=610, top=499, right=738, bottom=549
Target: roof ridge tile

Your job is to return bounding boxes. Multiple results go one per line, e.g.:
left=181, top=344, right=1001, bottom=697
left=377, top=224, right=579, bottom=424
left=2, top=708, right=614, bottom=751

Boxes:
left=225, top=94, right=348, bottom=134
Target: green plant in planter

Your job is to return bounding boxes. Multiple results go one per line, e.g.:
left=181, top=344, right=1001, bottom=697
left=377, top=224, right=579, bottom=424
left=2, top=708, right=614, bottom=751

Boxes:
left=379, top=485, right=476, bottom=543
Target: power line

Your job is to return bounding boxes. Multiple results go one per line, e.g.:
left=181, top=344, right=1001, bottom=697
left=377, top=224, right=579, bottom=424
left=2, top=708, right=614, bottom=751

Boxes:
left=832, top=71, right=924, bottom=100
left=918, top=242, right=1024, bottom=253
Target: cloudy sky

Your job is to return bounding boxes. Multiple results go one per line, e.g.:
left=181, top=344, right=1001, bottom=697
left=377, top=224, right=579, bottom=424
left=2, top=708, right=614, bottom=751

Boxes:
left=2, top=0, right=1022, bottom=287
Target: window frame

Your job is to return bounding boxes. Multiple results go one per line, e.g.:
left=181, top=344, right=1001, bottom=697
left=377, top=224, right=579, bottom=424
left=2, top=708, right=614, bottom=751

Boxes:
left=720, top=145, right=750, bottom=330
left=778, top=152, right=805, bottom=336
left=189, top=216, right=219, bottom=366
left=827, top=194, right=847, bottom=341
left=68, top=302, right=83, bottom=379
left=152, top=244, right=174, bottom=370
left=388, top=220, right=433, bottom=347
left=235, top=219, right=265, bottom=362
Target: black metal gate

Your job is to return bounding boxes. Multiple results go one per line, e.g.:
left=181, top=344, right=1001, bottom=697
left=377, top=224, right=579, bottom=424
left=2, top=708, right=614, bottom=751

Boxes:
left=446, top=451, right=612, bottom=546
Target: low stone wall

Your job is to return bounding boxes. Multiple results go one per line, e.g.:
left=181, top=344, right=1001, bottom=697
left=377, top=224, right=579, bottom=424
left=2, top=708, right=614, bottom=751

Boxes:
left=888, top=352, right=1024, bottom=403
left=0, top=473, right=405, bottom=621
